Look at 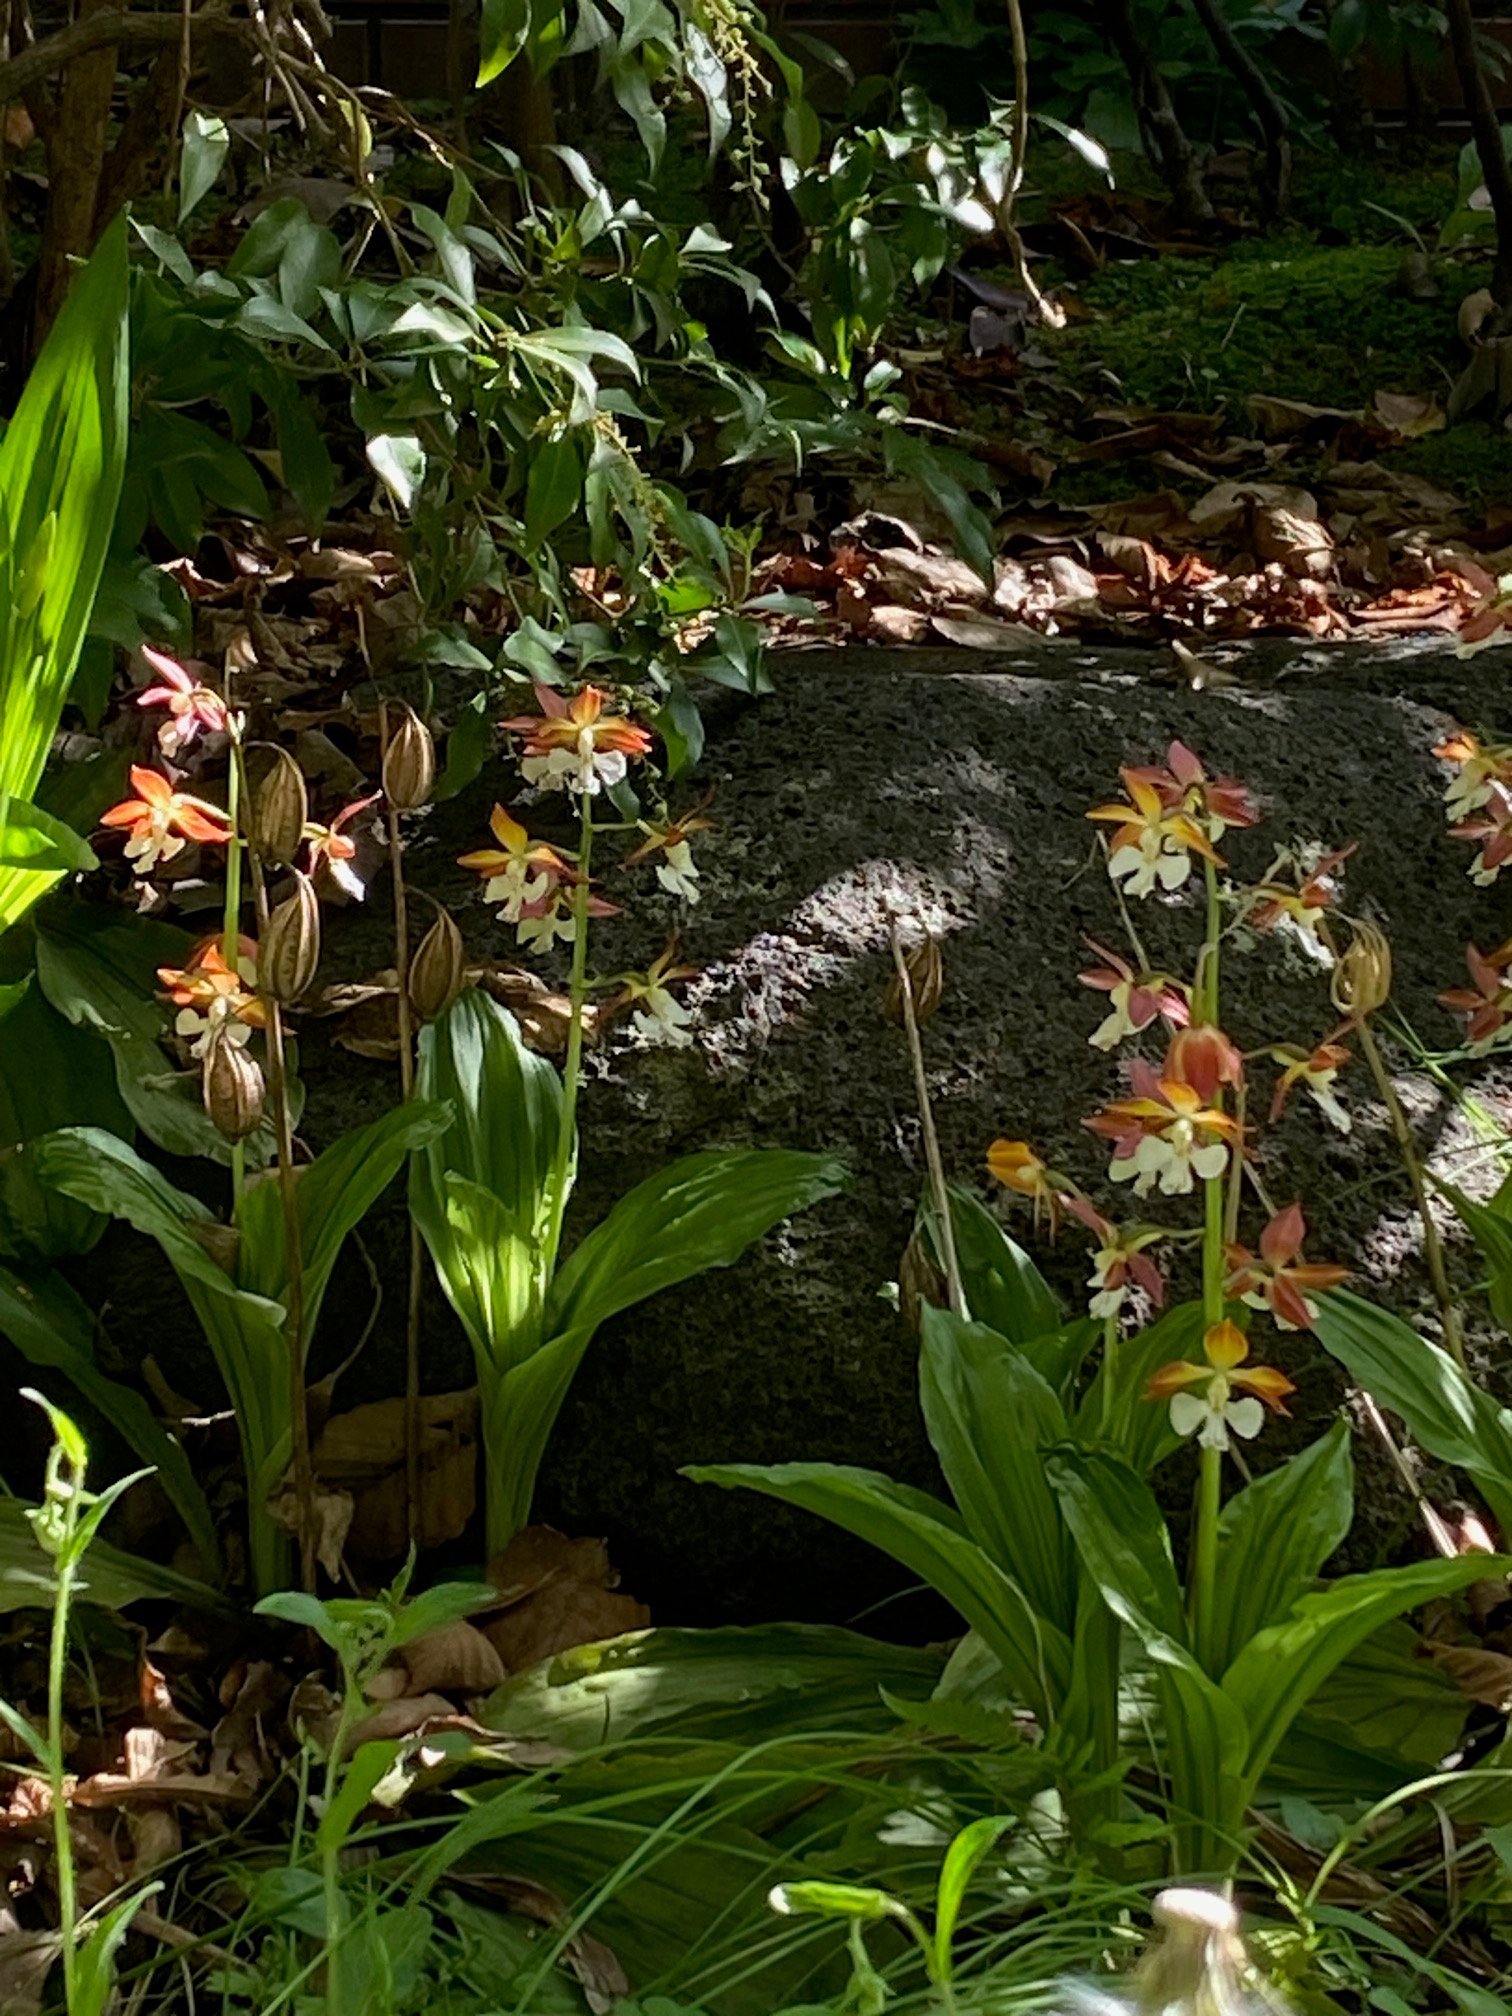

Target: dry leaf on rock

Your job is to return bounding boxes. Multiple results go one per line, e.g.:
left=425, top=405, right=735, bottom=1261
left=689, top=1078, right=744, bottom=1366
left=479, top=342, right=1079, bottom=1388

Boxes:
left=483, top=1527, right=651, bottom=1673
left=930, top=614, right=1040, bottom=649
left=315, top=1389, right=479, bottom=1558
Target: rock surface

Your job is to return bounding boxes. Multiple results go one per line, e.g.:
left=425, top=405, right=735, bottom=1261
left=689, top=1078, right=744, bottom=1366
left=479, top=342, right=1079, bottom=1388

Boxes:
left=83, top=639, right=1512, bottom=1619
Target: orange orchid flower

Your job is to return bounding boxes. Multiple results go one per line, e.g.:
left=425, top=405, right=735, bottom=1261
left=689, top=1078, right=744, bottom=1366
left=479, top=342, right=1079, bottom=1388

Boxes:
left=100, top=765, right=232, bottom=876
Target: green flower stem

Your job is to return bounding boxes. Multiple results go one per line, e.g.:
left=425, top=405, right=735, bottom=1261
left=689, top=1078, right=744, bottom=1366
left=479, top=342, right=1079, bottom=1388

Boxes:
left=1200, top=857, right=1222, bottom=1025
left=1190, top=858, right=1228, bottom=1665
left=1190, top=1438, right=1223, bottom=1671
left=46, top=1472, right=83, bottom=2013
left=1098, top=1312, right=1119, bottom=1438
left=544, top=797, right=594, bottom=1272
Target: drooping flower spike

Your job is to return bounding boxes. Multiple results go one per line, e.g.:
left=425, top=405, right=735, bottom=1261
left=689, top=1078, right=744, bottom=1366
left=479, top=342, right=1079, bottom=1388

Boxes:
left=100, top=765, right=233, bottom=876
left=158, top=937, right=265, bottom=1059
left=1147, top=1319, right=1295, bottom=1451
left=458, top=804, right=572, bottom=922
left=1225, top=1204, right=1348, bottom=1332
left=1267, top=1040, right=1352, bottom=1134
left=301, top=793, right=380, bottom=901
left=1440, top=941, right=1512, bottom=1048
left=986, top=1138, right=1063, bottom=1237
left=1086, top=770, right=1225, bottom=899
left=501, top=683, right=654, bottom=797
left=136, top=648, right=231, bottom=758
left=1063, top=1193, right=1166, bottom=1320
left=1078, top=939, right=1190, bottom=1052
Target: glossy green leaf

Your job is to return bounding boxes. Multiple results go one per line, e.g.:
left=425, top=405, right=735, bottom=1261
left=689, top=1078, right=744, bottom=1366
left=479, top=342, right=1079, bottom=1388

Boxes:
left=0, top=973, right=126, bottom=1259
left=546, top=1146, right=847, bottom=1339
left=931, top=1185, right=1062, bottom=1347
left=524, top=432, right=585, bottom=550
left=1312, top=1290, right=1512, bottom=1534
left=179, top=110, right=229, bottom=223
left=917, top=1306, right=1076, bottom=1632
left=1209, top=1422, right=1353, bottom=1672
left=933, top=1814, right=1014, bottom=1973
left=687, top=1461, right=1069, bottom=1722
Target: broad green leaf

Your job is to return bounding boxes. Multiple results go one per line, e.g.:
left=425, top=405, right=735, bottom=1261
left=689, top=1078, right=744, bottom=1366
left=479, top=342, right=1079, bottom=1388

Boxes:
left=0, top=217, right=128, bottom=933
left=687, top=1461, right=1069, bottom=1723
left=235, top=1100, right=452, bottom=1322
left=315, top=1740, right=403, bottom=1855
left=483, top=1621, right=946, bottom=1745
left=0, top=1263, right=218, bottom=1569
left=524, top=432, right=585, bottom=550
left=1224, top=1553, right=1508, bottom=1794
left=480, top=1322, right=592, bottom=1544
left=1442, top=1181, right=1512, bottom=1338
left=1312, top=1290, right=1512, bottom=1534
left=546, top=1146, right=847, bottom=1338
left=917, top=1306, right=1076, bottom=1633
left=1210, top=1422, right=1353, bottom=1672
left=179, top=110, right=229, bottom=223
left=434, top=692, right=492, bottom=801
left=416, top=991, right=562, bottom=1234
left=0, top=800, right=96, bottom=875
left=478, top=0, right=531, bottom=83
left=932, top=1185, right=1062, bottom=1348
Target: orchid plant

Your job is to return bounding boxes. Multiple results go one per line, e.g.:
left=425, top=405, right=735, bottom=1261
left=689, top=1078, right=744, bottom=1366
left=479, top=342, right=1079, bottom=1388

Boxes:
left=417, top=678, right=846, bottom=1556
left=696, top=737, right=1499, bottom=1876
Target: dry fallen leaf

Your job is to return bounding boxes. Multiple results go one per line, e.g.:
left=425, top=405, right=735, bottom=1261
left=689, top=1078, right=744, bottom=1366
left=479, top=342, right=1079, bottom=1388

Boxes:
left=1372, top=388, right=1446, bottom=439
left=482, top=1527, right=650, bottom=1673
left=929, top=614, right=1040, bottom=649
left=394, top=1621, right=506, bottom=1697
left=315, top=1388, right=479, bottom=1558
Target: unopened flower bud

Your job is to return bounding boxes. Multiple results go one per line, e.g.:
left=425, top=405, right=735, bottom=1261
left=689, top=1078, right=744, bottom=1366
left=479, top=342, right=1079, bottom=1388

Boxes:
left=382, top=703, right=436, bottom=812
left=248, top=747, right=308, bottom=866
left=884, top=933, right=944, bottom=1029
left=203, top=1033, right=265, bottom=1142
left=408, top=906, right=467, bottom=1023
left=1331, top=921, right=1393, bottom=1021
left=260, top=873, right=322, bottom=1004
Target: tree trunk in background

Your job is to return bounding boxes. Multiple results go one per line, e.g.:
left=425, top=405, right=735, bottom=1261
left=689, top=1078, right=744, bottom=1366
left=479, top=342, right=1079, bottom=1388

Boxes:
left=31, top=0, right=117, bottom=343
left=1104, top=0, right=1212, bottom=225
left=492, top=57, right=561, bottom=201
left=1186, top=0, right=1291, bottom=219
left=1445, top=0, right=1512, bottom=312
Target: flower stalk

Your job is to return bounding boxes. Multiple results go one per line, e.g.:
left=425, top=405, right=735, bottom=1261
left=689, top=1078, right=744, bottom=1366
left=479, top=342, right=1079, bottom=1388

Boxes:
left=544, top=799, right=594, bottom=1271
left=889, top=918, right=966, bottom=1319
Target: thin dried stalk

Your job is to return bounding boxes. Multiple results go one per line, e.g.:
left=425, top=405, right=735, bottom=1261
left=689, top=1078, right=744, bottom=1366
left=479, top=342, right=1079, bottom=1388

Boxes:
left=888, top=919, right=965, bottom=1320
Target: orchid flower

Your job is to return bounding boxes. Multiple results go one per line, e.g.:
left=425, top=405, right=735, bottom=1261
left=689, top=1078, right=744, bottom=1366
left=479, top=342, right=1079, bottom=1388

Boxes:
left=986, top=1138, right=1062, bottom=1236
left=501, top=684, right=654, bottom=797
left=1127, top=740, right=1259, bottom=842
left=1225, top=1204, right=1348, bottom=1332
left=1449, top=780, right=1512, bottom=885
left=1078, top=939, right=1190, bottom=1051
left=158, top=937, right=265, bottom=1059
left=1247, top=842, right=1355, bottom=944
left=1435, top=729, right=1512, bottom=821
left=611, top=943, right=700, bottom=1049
left=626, top=802, right=715, bottom=904
left=1440, top=941, right=1512, bottom=1048
left=1147, top=1319, right=1295, bottom=1451
left=136, top=647, right=231, bottom=757
left=1064, top=1194, right=1166, bottom=1320
left=99, top=766, right=233, bottom=876
left=458, top=804, right=571, bottom=922
left=1086, top=1039, right=1241, bottom=1198
left=301, top=794, right=380, bottom=901
left=1267, top=1040, right=1353, bottom=1133
left=514, top=882, right=620, bottom=953
left=1086, top=770, right=1225, bottom=899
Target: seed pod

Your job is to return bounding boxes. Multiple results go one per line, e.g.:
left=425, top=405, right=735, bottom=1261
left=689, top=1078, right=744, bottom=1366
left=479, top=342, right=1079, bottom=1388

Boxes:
left=261, top=873, right=322, bottom=1004
left=248, top=747, right=308, bottom=866
left=883, top=933, right=944, bottom=1029
left=382, top=703, right=436, bottom=812
left=897, top=1225, right=945, bottom=1335
left=203, top=1034, right=265, bottom=1142
left=1331, top=921, right=1392, bottom=1022
left=408, top=906, right=467, bottom=1023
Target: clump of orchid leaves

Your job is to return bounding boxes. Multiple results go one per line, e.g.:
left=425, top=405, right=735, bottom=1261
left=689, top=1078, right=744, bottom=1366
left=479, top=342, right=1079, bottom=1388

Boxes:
left=694, top=735, right=1502, bottom=1879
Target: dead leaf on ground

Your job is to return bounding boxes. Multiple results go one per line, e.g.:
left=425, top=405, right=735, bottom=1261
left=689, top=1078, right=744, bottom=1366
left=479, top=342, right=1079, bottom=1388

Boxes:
left=1422, top=1641, right=1512, bottom=1711
left=482, top=1528, right=651, bottom=1673
left=1373, top=388, right=1446, bottom=439
left=929, top=614, right=1040, bottom=649
left=458, top=1876, right=629, bottom=2016
left=315, top=1388, right=479, bottom=1558
left=391, top=1621, right=505, bottom=1698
